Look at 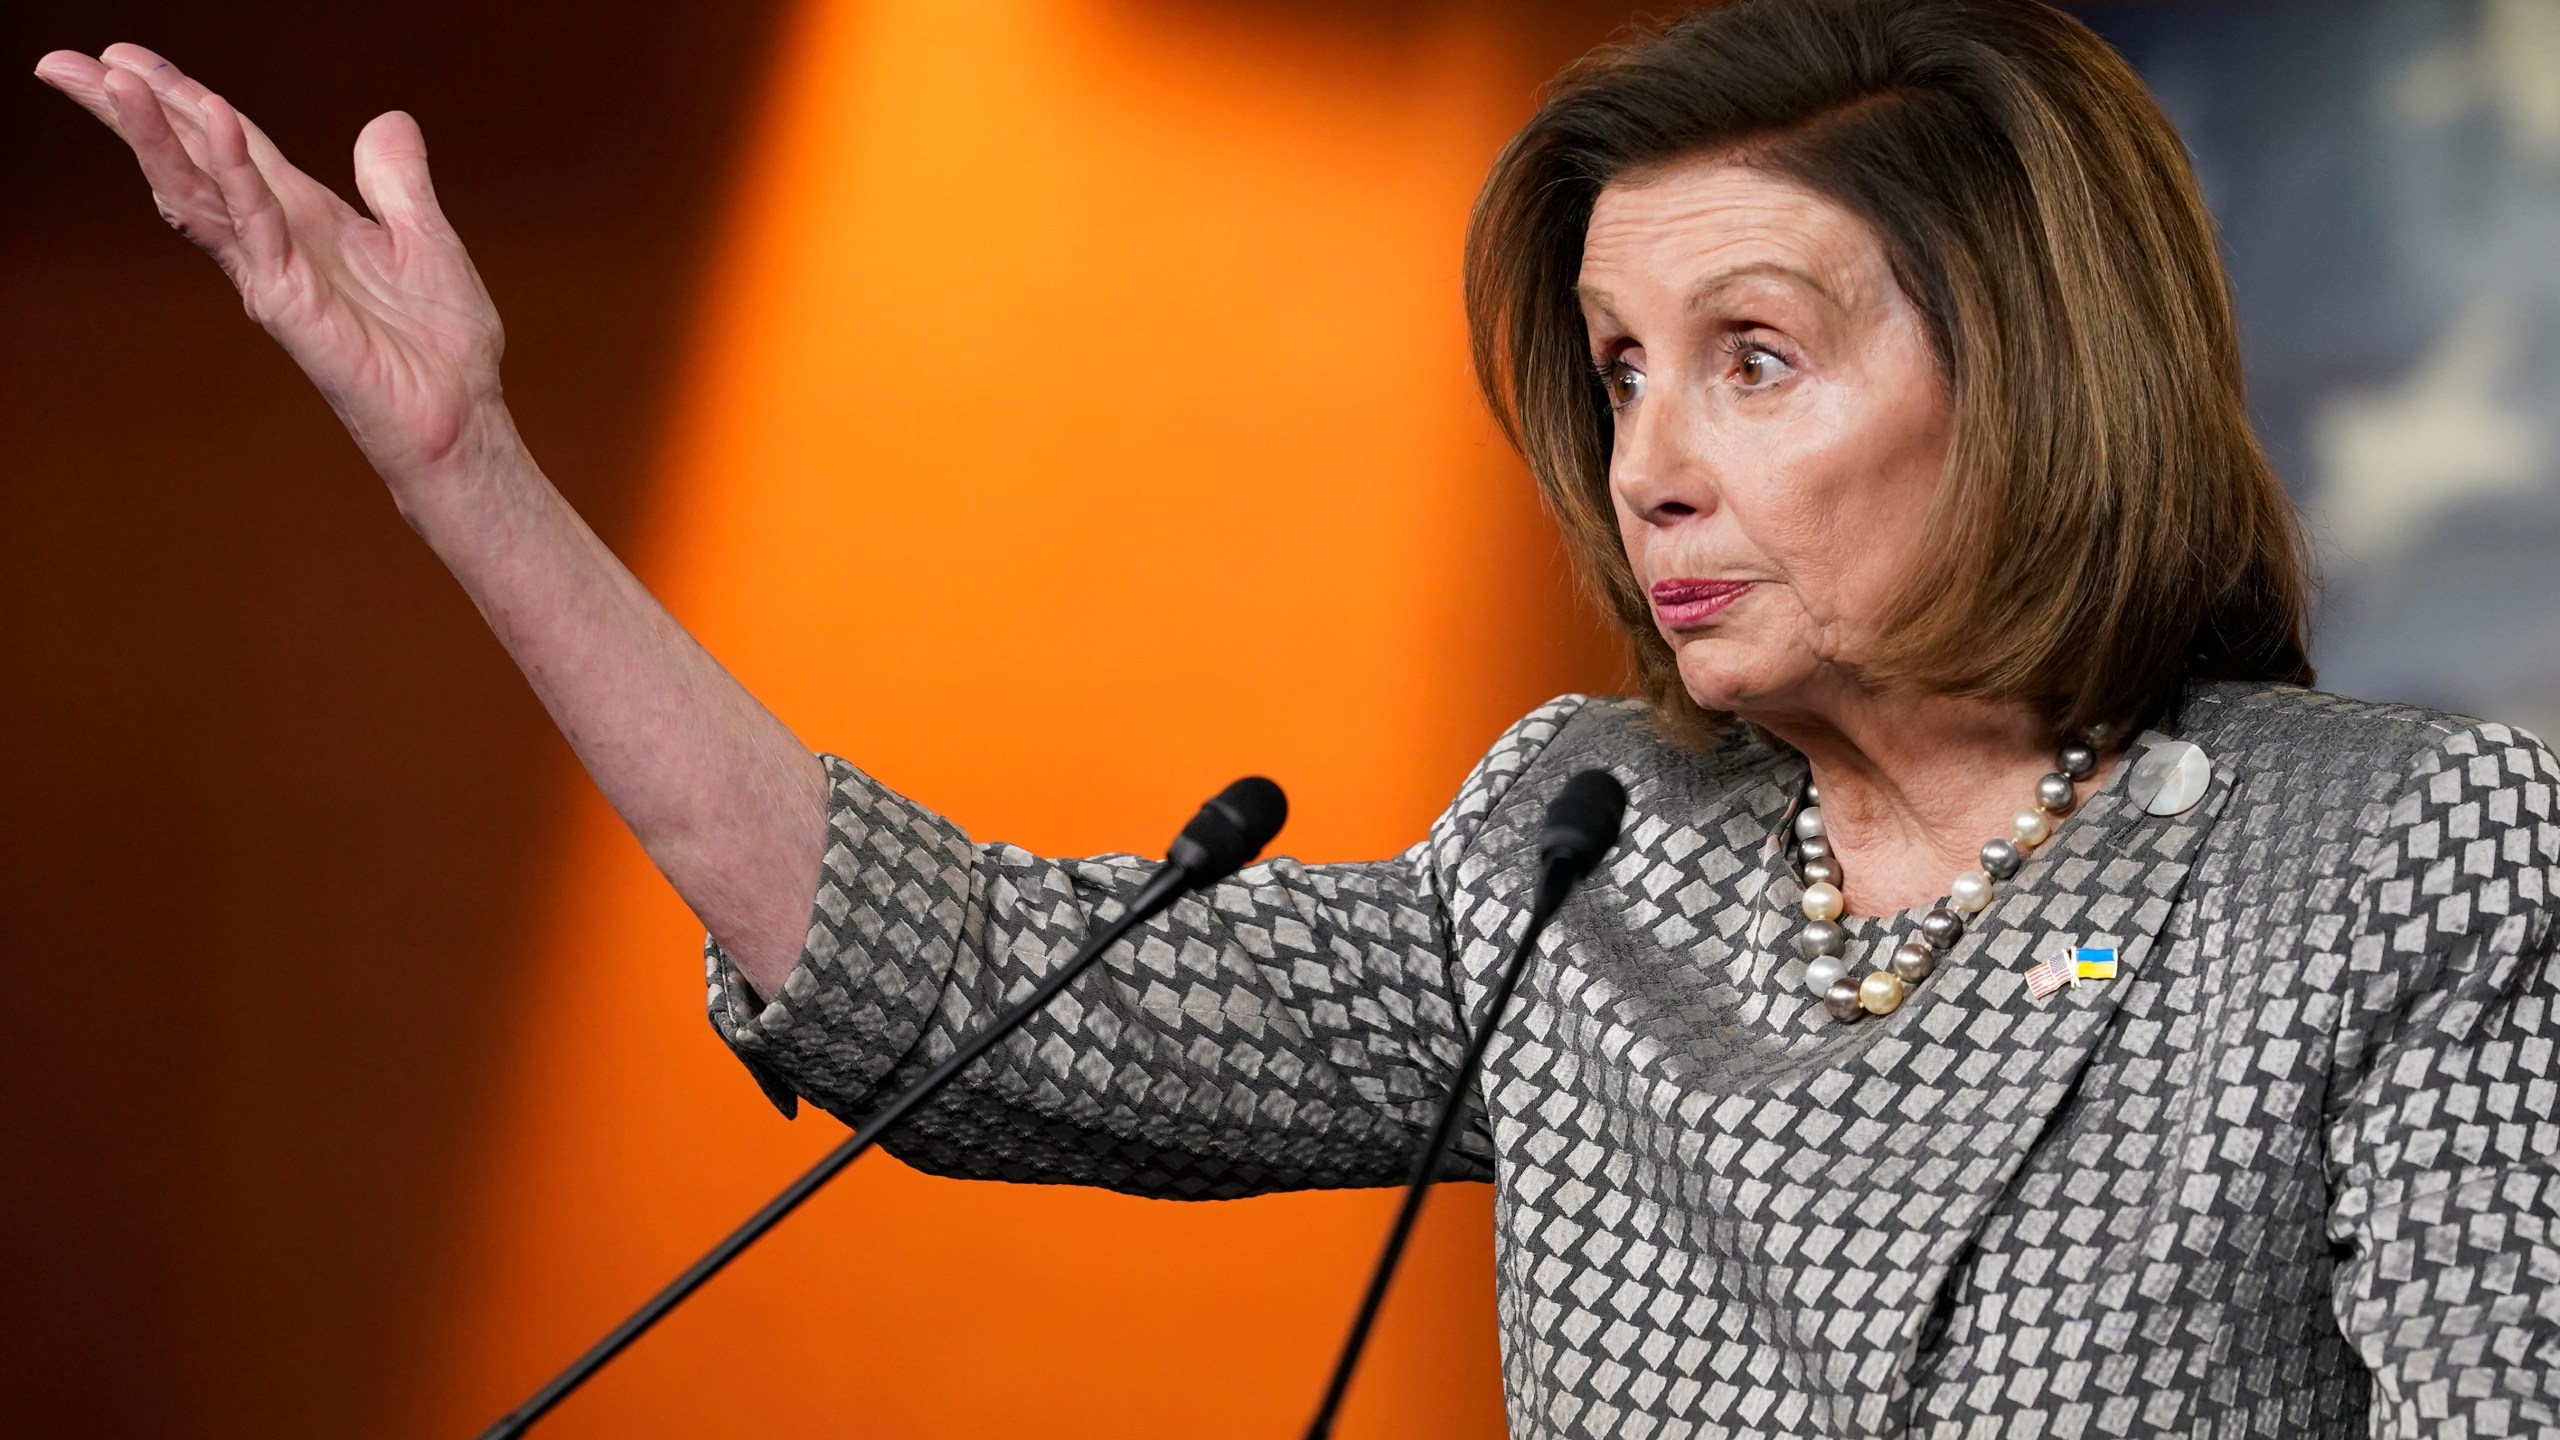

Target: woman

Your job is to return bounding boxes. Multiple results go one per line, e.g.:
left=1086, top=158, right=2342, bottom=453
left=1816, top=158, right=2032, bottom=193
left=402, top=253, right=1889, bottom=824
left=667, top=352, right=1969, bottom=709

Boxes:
left=37, top=0, right=2560, bottom=1435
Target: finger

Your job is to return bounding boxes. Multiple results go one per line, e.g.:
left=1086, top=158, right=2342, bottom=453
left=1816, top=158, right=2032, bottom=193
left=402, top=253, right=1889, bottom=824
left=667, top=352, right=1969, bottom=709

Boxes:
left=100, top=42, right=216, bottom=113
left=202, top=98, right=346, bottom=235
left=98, top=66, right=237, bottom=246
left=352, top=111, right=455, bottom=239
left=99, top=43, right=220, bottom=171
left=90, top=46, right=341, bottom=228
left=32, top=50, right=122, bottom=128
left=200, top=93, right=293, bottom=286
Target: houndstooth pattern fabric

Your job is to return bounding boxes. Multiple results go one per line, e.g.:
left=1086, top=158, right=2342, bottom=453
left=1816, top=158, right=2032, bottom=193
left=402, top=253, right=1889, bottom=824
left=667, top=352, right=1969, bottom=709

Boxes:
left=707, top=682, right=2560, bottom=1437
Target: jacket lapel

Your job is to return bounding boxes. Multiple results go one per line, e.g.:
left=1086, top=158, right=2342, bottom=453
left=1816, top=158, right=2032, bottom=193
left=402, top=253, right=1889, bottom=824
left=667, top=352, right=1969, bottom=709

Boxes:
left=1814, top=727, right=2235, bottom=1426
left=1515, top=725, right=2232, bottom=1433
left=1892, top=724, right=2230, bottom=1166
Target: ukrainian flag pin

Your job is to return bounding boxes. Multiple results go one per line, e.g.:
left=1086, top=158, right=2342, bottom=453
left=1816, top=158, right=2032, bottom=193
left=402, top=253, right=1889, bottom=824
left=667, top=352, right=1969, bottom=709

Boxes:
left=2025, top=945, right=2121, bottom=1001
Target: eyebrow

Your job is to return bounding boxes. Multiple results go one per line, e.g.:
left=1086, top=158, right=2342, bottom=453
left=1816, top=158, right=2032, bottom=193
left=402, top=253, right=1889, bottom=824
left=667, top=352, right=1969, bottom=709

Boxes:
left=1684, top=261, right=1847, bottom=315
left=1575, top=260, right=1849, bottom=322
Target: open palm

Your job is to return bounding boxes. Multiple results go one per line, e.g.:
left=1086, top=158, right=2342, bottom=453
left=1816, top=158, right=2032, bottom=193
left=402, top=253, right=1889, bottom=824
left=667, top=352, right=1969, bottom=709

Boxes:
left=35, top=44, right=506, bottom=483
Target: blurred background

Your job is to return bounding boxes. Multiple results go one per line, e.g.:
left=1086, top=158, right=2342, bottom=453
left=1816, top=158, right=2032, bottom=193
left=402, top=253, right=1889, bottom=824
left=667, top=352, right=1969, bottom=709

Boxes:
left=3, top=1, right=2552, bottom=1436
left=2094, top=0, right=2560, bottom=743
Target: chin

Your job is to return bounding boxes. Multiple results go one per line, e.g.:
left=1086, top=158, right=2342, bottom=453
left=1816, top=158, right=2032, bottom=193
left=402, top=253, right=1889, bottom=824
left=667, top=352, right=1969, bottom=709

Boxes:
left=1671, top=642, right=1803, bottom=717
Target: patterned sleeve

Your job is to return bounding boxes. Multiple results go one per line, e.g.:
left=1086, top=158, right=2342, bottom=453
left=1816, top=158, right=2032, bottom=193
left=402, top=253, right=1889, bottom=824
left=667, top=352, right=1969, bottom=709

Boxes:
left=703, top=696, right=1586, bottom=1198
left=2324, top=718, right=2560, bottom=1435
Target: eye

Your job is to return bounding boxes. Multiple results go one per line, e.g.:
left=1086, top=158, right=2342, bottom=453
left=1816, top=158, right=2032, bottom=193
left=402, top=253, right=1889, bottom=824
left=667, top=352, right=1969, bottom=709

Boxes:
left=1727, top=340, right=1795, bottom=392
left=1594, top=359, right=1646, bottom=411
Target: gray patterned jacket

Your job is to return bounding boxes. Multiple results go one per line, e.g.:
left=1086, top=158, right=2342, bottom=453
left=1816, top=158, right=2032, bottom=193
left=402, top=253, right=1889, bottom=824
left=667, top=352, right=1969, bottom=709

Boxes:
left=707, top=681, right=2560, bottom=1437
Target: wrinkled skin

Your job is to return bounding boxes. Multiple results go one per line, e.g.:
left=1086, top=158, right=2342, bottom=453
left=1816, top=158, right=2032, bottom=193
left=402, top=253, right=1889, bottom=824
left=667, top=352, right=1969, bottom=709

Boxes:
left=1580, top=159, right=2101, bottom=910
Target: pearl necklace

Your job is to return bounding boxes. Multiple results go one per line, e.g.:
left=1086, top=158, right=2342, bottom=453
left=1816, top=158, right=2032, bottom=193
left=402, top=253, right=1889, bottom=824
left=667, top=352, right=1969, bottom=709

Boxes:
left=1790, top=741, right=2098, bottom=1022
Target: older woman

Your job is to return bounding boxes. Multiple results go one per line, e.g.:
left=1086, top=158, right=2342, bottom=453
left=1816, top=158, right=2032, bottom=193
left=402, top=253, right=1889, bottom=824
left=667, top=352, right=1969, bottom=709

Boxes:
left=38, top=0, right=2560, bottom=1435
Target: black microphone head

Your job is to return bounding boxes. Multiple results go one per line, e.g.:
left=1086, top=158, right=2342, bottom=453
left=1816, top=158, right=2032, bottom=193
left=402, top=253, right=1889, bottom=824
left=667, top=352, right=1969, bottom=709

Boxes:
left=1166, top=775, right=1289, bottom=884
left=1538, top=769, right=1627, bottom=887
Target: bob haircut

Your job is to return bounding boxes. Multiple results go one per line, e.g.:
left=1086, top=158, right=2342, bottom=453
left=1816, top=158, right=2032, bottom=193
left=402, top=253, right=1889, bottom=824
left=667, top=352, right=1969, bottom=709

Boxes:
left=1465, top=0, right=2314, bottom=747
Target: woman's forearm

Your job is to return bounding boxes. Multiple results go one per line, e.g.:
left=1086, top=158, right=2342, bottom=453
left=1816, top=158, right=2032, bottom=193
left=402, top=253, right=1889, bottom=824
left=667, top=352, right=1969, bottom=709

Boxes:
left=405, top=413, right=825, bottom=998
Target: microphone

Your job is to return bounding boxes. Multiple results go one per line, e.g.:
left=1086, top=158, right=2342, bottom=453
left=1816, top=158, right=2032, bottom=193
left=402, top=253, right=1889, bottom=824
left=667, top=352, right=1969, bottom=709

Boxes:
left=1534, top=766, right=1630, bottom=906
left=1302, top=768, right=1626, bottom=1440
left=476, top=776, right=1288, bottom=1440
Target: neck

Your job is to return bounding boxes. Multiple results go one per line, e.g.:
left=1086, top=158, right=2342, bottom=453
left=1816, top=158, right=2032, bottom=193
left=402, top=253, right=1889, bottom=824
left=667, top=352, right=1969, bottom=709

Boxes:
left=1745, top=682, right=2100, bottom=916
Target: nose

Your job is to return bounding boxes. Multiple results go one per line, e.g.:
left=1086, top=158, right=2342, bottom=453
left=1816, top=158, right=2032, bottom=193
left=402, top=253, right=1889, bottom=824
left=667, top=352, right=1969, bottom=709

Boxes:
left=1608, top=384, right=1719, bottom=529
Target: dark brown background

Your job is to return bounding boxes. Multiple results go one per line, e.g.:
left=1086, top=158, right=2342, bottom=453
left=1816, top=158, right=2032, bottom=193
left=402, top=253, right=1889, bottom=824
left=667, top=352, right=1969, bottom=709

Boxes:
left=3, top=4, right=789, bottom=1433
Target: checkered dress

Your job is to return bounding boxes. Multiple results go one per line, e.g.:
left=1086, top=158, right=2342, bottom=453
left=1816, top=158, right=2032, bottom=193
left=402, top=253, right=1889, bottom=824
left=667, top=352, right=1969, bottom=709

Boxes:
left=708, top=681, right=2560, bottom=1437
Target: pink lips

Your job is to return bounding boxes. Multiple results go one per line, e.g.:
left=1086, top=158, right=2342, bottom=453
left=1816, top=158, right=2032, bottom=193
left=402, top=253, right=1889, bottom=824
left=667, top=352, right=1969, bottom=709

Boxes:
left=1650, top=578, right=1754, bottom=628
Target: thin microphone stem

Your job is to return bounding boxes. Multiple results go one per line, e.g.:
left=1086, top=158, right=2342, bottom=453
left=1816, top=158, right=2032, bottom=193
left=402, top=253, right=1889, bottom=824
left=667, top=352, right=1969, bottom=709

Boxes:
left=474, top=863, right=1192, bottom=1440
left=1301, top=869, right=1570, bottom=1440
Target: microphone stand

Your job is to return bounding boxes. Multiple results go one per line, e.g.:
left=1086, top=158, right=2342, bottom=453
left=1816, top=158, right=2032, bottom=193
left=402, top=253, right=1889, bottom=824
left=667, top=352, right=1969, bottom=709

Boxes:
left=1302, top=771, right=1624, bottom=1440
left=476, top=777, right=1284, bottom=1440
left=1298, top=880, right=1559, bottom=1440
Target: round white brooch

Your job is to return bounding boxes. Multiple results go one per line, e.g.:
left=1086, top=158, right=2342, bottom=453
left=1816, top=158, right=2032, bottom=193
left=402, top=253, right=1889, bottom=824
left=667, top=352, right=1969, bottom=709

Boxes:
left=2125, top=739, right=2212, bottom=817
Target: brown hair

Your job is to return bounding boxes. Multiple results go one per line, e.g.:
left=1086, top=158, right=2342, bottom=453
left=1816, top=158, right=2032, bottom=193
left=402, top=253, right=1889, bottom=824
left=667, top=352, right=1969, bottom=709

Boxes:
left=1465, top=0, right=2314, bottom=747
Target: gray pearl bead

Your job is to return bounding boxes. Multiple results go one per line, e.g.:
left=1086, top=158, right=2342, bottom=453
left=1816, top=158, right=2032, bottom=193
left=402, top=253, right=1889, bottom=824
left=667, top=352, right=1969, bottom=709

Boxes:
left=2037, top=773, right=2077, bottom=814
left=1891, top=940, right=1936, bottom=984
left=1795, top=918, right=1846, bottom=959
left=2058, top=743, right=2098, bottom=780
left=1803, top=781, right=1820, bottom=805
left=1794, top=807, right=1826, bottom=841
left=1804, top=952, right=1848, bottom=996
left=1920, top=907, right=1964, bottom=950
left=1801, top=857, right=1843, bottom=889
left=1979, top=838, right=2022, bottom=880
left=1797, top=834, right=1833, bottom=863
left=1822, top=976, right=1866, bottom=1022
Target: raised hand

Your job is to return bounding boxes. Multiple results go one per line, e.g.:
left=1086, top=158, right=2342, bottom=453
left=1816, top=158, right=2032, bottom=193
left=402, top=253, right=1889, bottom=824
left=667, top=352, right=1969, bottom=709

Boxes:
left=34, top=44, right=512, bottom=496
left=36, top=42, right=830, bottom=988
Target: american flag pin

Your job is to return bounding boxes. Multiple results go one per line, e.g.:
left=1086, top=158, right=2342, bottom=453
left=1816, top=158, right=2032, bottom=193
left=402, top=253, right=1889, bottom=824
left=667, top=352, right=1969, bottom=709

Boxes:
left=2023, top=950, right=2076, bottom=1000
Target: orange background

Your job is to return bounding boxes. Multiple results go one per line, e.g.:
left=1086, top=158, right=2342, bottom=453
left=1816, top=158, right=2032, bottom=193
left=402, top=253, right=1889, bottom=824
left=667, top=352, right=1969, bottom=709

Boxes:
left=427, top=2, right=1620, bottom=1434
left=4, top=1, right=1623, bottom=1435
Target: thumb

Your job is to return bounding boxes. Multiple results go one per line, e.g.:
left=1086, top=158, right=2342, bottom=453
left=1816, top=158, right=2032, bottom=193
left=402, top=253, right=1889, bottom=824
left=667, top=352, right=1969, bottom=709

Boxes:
left=352, top=110, right=451, bottom=236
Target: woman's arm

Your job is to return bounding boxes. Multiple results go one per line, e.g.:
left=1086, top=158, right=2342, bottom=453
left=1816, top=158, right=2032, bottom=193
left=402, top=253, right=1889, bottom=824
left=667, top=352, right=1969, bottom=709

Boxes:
left=2323, top=719, right=2560, bottom=1435
left=713, top=700, right=1589, bottom=1192
left=35, top=46, right=824, bottom=990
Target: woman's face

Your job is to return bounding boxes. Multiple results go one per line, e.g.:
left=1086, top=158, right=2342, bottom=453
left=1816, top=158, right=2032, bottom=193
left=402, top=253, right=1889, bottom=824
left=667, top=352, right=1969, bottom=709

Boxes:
left=1579, top=158, right=1953, bottom=724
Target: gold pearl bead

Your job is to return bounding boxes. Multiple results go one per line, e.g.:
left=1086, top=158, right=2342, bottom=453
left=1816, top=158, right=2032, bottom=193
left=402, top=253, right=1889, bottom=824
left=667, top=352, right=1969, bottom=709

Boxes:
left=1801, top=881, right=1844, bottom=922
left=1858, top=970, right=1906, bottom=1015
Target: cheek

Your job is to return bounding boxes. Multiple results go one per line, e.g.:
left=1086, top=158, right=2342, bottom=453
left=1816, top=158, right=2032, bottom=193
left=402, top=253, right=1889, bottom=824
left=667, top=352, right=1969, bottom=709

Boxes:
left=1730, top=474, right=1842, bottom=563
left=1716, top=461, right=1856, bottom=611
left=1744, top=399, right=1945, bottom=611
left=1835, top=434, right=1949, bottom=612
